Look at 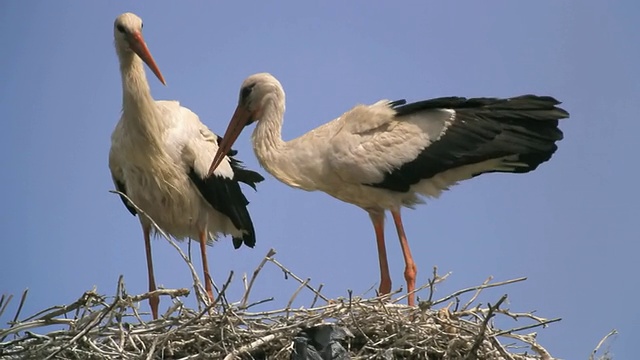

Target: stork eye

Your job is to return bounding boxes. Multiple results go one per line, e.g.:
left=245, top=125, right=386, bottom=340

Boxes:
left=240, top=83, right=255, bottom=102
left=141, top=22, right=144, bottom=29
left=116, top=24, right=126, bottom=33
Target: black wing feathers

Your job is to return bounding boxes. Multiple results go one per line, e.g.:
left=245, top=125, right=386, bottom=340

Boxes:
left=228, top=157, right=265, bottom=190
left=189, top=156, right=264, bottom=249
left=216, top=135, right=264, bottom=189
left=115, top=179, right=137, bottom=216
left=369, top=95, right=569, bottom=192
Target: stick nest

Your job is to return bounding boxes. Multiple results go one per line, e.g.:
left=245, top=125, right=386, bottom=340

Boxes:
left=0, top=193, right=618, bottom=359
left=2, top=244, right=573, bottom=360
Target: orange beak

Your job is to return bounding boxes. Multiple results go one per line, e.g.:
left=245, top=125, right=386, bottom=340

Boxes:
left=207, top=105, right=253, bottom=177
left=129, top=32, right=166, bottom=85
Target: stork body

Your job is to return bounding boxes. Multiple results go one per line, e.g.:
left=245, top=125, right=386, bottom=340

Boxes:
left=109, top=13, right=263, bottom=319
left=210, top=73, right=569, bottom=307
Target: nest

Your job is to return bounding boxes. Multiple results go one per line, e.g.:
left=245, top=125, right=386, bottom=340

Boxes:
left=0, top=245, right=592, bottom=360
left=0, top=194, right=617, bottom=359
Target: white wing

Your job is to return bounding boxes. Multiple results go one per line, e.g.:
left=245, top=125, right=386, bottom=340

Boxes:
left=327, top=101, right=452, bottom=185
left=157, top=100, right=234, bottom=180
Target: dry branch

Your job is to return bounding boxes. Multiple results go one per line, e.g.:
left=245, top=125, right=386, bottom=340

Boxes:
left=589, top=329, right=617, bottom=360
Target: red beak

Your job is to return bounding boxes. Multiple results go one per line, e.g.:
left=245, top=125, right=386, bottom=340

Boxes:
left=207, top=106, right=253, bottom=177
left=129, top=31, right=166, bottom=85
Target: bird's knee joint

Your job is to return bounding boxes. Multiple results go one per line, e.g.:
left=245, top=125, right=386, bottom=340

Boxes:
left=404, top=264, right=417, bottom=280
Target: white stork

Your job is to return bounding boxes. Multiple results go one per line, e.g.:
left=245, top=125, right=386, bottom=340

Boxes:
left=109, top=13, right=264, bottom=319
left=208, top=73, right=569, bottom=307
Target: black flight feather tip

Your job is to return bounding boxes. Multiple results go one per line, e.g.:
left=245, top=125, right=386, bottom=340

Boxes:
left=228, top=157, right=265, bottom=190
left=368, top=95, right=569, bottom=192
left=189, top=165, right=263, bottom=249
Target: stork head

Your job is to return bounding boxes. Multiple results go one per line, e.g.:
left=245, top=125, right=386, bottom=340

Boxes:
left=113, top=12, right=166, bottom=85
left=208, top=73, right=284, bottom=177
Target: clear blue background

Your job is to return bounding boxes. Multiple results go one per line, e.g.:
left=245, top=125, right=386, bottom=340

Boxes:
left=0, top=2, right=637, bottom=358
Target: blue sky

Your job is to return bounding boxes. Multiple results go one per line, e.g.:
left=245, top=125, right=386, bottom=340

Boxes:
left=1, top=1, right=638, bottom=358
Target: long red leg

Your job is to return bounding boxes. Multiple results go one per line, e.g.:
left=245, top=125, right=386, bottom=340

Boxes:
left=199, top=230, right=215, bottom=302
left=368, top=211, right=391, bottom=296
left=143, top=225, right=159, bottom=319
left=391, top=209, right=417, bottom=306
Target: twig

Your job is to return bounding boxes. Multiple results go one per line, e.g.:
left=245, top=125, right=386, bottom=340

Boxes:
left=222, top=334, right=276, bottom=360
left=23, top=292, right=104, bottom=323
left=0, top=318, right=75, bottom=340
left=489, top=336, right=515, bottom=360
left=145, top=336, right=159, bottom=360
left=459, top=307, right=552, bottom=325
left=215, top=270, right=235, bottom=311
left=128, top=288, right=190, bottom=303
left=501, top=333, right=553, bottom=360
left=0, top=289, right=27, bottom=342
left=267, top=256, right=330, bottom=303
left=240, top=248, right=276, bottom=309
left=285, top=278, right=310, bottom=317
left=493, top=317, right=562, bottom=336
left=241, top=298, right=274, bottom=311
left=310, top=284, right=324, bottom=308
left=0, top=294, right=13, bottom=320
left=464, top=294, right=508, bottom=360
left=462, top=276, right=493, bottom=311
left=359, top=283, right=378, bottom=299
left=432, top=277, right=526, bottom=306
left=426, top=266, right=439, bottom=304
left=589, top=329, right=618, bottom=360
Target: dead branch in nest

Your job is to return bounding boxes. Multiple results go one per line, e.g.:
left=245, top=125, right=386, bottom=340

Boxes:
left=589, top=329, right=617, bottom=360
